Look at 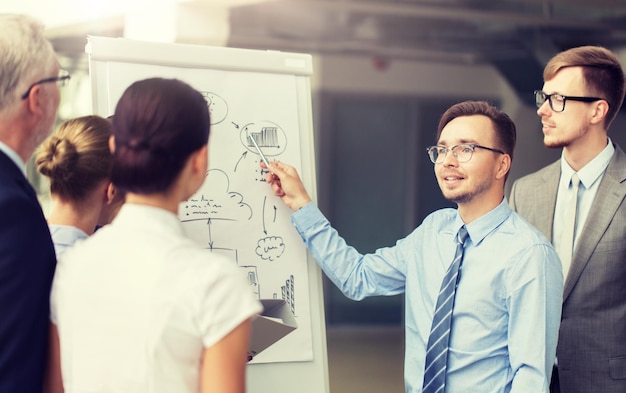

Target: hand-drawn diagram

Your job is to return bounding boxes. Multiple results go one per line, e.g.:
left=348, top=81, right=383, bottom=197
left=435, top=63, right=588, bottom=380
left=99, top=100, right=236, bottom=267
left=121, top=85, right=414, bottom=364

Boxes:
left=256, top=236, right=285, bottom=262
left=181, top=168, right=252, bottom=222
left=240, top=121, right=288, bottom=158
left=173, top=77, right=311, bottom=364
left=281, top=275, right=295, bottom=315
left=100, top=59, right=313, bottom=364
left=180, top=95, right=297, bottom=313
left=200, top=91, right=228, bottom=125
left=243, top=265, right=260, bottom=298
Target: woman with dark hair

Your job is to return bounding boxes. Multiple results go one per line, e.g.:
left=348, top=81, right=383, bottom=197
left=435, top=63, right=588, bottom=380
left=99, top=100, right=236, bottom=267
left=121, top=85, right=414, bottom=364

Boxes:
left=49, top=78, right=262, bottom=393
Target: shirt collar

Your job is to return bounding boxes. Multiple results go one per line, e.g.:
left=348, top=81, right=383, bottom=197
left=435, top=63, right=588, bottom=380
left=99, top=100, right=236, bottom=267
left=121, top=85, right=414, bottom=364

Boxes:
left=560, top=138, right=614, bottom=189
left=457, top=198, right=512, bottom=246
left=48, top=225, right=89, bottom=246
left=0, top=140, right=26, bottom=176
left=112, top=203, right=186, bottom=237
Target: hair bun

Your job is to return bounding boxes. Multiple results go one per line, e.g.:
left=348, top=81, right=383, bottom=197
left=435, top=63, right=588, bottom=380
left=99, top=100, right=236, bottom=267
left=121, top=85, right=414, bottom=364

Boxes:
left=36, top=136, right=79, bottom=180
left=125, top=139, right=151, bottom=151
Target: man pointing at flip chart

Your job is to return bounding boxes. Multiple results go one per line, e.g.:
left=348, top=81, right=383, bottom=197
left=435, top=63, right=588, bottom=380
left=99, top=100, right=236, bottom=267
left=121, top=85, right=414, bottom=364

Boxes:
left=263, top=100, right=563, bottom=392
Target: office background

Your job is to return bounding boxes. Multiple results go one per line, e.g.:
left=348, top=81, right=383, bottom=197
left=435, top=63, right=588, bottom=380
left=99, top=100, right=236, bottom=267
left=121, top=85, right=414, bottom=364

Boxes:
left=7, top=1, right=626, bottom=391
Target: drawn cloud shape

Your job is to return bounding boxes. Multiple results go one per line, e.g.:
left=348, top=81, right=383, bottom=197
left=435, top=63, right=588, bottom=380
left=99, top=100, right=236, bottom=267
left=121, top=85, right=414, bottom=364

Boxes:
left=180, top=168, right=252, bottom=221
left=255, top=236, right=285, bottom=262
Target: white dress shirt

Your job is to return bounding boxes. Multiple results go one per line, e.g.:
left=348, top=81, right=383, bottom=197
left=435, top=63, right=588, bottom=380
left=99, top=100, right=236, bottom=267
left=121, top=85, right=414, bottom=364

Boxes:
left=553, top=140, right=614, bottom=273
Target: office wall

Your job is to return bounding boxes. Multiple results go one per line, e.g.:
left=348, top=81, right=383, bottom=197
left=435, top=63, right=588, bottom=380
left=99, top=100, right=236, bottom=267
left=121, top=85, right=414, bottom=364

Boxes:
left=312, top=54, right=561, bottom=194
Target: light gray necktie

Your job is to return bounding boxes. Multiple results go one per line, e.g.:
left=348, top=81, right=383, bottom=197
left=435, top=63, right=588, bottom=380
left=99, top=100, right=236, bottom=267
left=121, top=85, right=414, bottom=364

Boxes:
left=557, top=173, right=580, bottom=277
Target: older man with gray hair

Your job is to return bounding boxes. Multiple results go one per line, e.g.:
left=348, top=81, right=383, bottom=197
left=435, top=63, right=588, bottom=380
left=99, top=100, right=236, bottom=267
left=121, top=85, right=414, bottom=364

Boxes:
left=0, top=13, right=67, bottom=393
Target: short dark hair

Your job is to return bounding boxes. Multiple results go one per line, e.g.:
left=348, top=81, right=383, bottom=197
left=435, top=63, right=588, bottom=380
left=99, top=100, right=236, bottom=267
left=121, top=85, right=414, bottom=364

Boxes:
left=436, top=100, right=516, bottom=162
left=544, top=45, right=625, bottom=129
left=111, top=78, right=210, bottom=194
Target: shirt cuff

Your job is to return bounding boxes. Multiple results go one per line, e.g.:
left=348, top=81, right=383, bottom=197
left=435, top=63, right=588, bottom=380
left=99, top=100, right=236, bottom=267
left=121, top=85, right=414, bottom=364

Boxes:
left=290, top=202, right=325, bottom=232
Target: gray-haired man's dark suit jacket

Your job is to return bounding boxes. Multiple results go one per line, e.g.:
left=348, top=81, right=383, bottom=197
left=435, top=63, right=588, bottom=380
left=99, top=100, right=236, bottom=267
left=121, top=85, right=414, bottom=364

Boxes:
left=0, top=151, right=56, bottom=393
left=509, top=144, right=626, bottom=393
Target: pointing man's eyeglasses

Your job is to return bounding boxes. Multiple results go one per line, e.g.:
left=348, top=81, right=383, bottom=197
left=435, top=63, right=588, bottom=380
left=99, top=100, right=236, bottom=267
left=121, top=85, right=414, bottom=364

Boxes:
left=426, top=143, right=505, bottom=164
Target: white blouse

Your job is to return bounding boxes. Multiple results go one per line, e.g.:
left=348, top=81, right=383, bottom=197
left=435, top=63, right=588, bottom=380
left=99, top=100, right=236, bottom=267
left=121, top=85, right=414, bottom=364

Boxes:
left=51, top=204, right=262, bottom=393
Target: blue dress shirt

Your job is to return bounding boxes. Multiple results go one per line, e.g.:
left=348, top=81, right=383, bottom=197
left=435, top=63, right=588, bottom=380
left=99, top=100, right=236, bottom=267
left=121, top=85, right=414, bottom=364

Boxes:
left=291, top=199, right=563, bottom=393
left=48, top=224, right=89, bottom=257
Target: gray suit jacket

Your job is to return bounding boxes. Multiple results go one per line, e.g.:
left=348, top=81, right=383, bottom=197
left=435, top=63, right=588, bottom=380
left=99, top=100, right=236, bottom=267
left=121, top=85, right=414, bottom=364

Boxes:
left=509, top=144, right=626, bottom=393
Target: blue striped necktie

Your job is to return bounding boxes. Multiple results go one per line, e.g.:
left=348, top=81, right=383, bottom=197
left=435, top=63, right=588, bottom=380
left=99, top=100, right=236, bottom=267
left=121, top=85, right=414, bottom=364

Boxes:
left=422, top=225, right=469, bottom=393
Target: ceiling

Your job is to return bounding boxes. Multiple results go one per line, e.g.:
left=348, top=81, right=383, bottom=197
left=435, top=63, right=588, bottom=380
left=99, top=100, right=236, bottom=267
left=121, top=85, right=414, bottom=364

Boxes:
left=44, top=0, right=626, bottom=106
left=226, top=0, right=626, bottom=107
left=226, top=0, right=626, bottom=64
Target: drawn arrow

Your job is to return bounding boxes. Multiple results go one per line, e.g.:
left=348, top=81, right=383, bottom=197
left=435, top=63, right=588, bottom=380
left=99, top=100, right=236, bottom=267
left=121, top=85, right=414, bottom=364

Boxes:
left=273, top=205, right=277, bottom=223
left=207, top=218, right=214, bottom=250
left=234, top=151, right=248, bottom=172
left=231, top=122, right=240, bottom=129
left=262, top=196, right=268, bottom=235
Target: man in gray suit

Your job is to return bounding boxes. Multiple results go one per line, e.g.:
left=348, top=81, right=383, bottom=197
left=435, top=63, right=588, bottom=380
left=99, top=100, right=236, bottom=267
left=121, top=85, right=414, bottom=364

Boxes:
left=509, top=46, right=626, bottom=393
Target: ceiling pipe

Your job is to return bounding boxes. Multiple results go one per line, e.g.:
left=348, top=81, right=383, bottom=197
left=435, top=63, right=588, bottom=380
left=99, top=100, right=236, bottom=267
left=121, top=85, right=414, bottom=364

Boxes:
left=288, top=0, right=626, bottom=32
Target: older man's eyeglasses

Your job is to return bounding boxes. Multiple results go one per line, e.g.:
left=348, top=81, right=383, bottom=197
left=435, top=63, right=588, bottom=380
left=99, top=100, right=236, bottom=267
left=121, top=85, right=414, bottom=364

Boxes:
left=534, top=90, right=604, bottom=112
left=426, top=143, right=505, bottom=164
left=21, top=69, right=71, bottom=100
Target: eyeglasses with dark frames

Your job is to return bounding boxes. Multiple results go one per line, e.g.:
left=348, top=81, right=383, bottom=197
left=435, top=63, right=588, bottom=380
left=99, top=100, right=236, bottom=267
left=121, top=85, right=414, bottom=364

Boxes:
left=534, top=90, right=605, bottom=113
left=21, top=69, right=71, bottom=100
left=426, top=143, right=505, bottom=164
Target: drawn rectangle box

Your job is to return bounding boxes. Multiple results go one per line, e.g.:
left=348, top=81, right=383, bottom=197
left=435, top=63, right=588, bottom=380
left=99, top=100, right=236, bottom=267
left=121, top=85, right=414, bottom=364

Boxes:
left=249, top=299, right=297, bottom=358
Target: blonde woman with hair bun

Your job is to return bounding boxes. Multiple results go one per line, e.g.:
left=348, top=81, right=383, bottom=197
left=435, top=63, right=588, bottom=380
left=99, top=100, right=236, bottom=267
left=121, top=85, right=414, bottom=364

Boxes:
left=36, top=115, right=124, bottom=256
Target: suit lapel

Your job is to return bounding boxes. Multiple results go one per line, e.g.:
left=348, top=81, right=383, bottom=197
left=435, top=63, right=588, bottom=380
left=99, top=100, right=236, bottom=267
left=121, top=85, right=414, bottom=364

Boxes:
left=564, top=145, right=626, bottom=300
left=536, top=162, right=561, bottom=242
left=0, top=150, right=37, bottom=202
